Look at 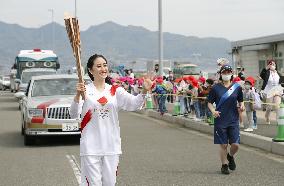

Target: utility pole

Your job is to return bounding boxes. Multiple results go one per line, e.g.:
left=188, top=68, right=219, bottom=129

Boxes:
left=48, top=9, right=54, bottom=50
left=75, top=0, right=77, bottom=18
left=158, top=0, right=163, bottom=76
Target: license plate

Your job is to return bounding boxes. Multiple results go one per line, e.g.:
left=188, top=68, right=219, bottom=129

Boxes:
left=62, top=123, right=79, bottom=131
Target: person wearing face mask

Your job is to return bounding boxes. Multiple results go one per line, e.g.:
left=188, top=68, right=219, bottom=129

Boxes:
left=200, top=78, right=214, bottom=123
left=260, top=59, right=283, bottom=124
left=70, top=54, right=153, bottom=186
left=233, top=76, right=245, bottom=128
left=215, top=58, right=229, bottom=82
left=246, top=77, right=258, bottom=129
left=207, top=64, right=245, bottom=175
left=166, top=71, right=175, bottom=103
left=243, top=78, right=255, bottom=132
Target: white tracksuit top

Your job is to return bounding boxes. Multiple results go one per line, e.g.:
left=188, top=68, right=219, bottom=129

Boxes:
left=70, top=83, right=145, bottom=156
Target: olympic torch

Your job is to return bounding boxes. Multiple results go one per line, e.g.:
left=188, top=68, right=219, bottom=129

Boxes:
left=64, top=14, right=85, bottom=100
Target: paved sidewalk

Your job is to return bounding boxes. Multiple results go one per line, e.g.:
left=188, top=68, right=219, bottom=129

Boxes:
left=160, top=102, right=279, bottom=139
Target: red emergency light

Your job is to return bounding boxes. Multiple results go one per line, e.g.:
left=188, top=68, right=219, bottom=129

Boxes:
left=33, top=48, right=41, bottom=52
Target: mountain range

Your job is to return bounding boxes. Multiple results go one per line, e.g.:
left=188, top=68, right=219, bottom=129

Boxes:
left=0, top=21, right=231, bottom=73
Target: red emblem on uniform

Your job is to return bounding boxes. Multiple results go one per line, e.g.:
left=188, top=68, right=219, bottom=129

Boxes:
left=110, top=85, right=119, bottom=96
left=97, top=96, right=108, bottom=106
left=81, top=109, right=92, bottom=132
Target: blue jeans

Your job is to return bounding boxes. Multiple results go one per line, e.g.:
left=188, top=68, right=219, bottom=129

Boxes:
left=253, top=110, right=257, bottom=126
left=184, top=97, right=190, bottom=113
left=179, top=96, right=189, bottom=114
left=199, top=101, right=206, bottom=118
left=193, top=101, right=200, bottom=118
left=157, top=95, right=167, bottom=113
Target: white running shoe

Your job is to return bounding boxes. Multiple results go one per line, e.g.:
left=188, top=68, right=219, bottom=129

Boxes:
left=244, top=128, right=254, bottom=132
left=194, top=118, right=202, bottom=122
left=252, top=125, right=257, bottom=130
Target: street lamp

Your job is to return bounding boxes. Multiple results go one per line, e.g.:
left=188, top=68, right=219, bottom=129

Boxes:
left=158, top=0, right=163, bottom=76
left=48, top=9, right=54, bottom=50
left=75, top=0, right=77, bottom=18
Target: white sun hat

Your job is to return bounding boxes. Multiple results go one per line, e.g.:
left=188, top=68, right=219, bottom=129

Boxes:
left=217, top=58, right=229, bottom=66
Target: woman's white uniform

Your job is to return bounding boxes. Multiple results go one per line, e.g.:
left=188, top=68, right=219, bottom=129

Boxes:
left=70, top=83, right=145, bottom=186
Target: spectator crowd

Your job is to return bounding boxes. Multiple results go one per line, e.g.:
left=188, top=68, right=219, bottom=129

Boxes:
left=108, top=58, right=284, bottom=133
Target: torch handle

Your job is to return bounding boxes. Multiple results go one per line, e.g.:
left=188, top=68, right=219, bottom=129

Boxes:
left=75, top=48, right=85, bottom=100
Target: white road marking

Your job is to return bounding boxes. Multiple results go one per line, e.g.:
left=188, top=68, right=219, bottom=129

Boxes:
left=66, top=154, right=81, bottom=185
left=130, top=112, right=284, bottom=163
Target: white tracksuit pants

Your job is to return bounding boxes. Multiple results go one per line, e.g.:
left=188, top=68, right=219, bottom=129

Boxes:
left=80, top=155, right=119, bottom=186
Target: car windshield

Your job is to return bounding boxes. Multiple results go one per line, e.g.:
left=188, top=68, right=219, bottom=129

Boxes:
left=21, top=71, right=56, bottom=84
left=31, top=78, right=78, bottom=97
left=183, top=66, right=199, bottom=75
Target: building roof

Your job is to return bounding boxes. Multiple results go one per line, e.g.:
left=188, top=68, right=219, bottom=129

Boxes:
left=232, top=33, right=284, bottom=48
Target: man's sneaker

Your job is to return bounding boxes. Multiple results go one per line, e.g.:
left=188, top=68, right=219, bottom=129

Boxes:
left=244, top=128, right=253, bottom=132
left=221, top=164, right=230, bottom=175
left=252, top=125, right=258, bottom=130
left=227, top=153, right=236, bottom=170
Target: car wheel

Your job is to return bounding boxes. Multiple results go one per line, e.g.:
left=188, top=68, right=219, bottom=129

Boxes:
left=24, top=134, right=35, bottom=146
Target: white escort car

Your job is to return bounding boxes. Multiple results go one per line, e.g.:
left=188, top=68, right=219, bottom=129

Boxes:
left=21, top=74, right=90, bottom=145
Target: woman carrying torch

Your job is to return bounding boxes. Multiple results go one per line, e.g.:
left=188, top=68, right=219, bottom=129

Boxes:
left=70, top=54, right=153, bottom=185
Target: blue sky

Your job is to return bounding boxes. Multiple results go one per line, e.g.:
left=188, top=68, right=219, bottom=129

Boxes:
left=1, top=0, right=284, bottom=41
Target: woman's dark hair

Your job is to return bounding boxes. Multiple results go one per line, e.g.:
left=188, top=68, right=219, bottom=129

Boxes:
left=124, top=69, right=130, bottom=75
left=87, top=54, right=112, bottom=85
left=206, top=78, right=214, bottom=85
left=267, top=59, right=278, bottom=71
left=219, top=65, right=234, bottom=82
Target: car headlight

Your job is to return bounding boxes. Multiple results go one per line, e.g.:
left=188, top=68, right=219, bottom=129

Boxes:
left=28, top=109, right=43, bottom=117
